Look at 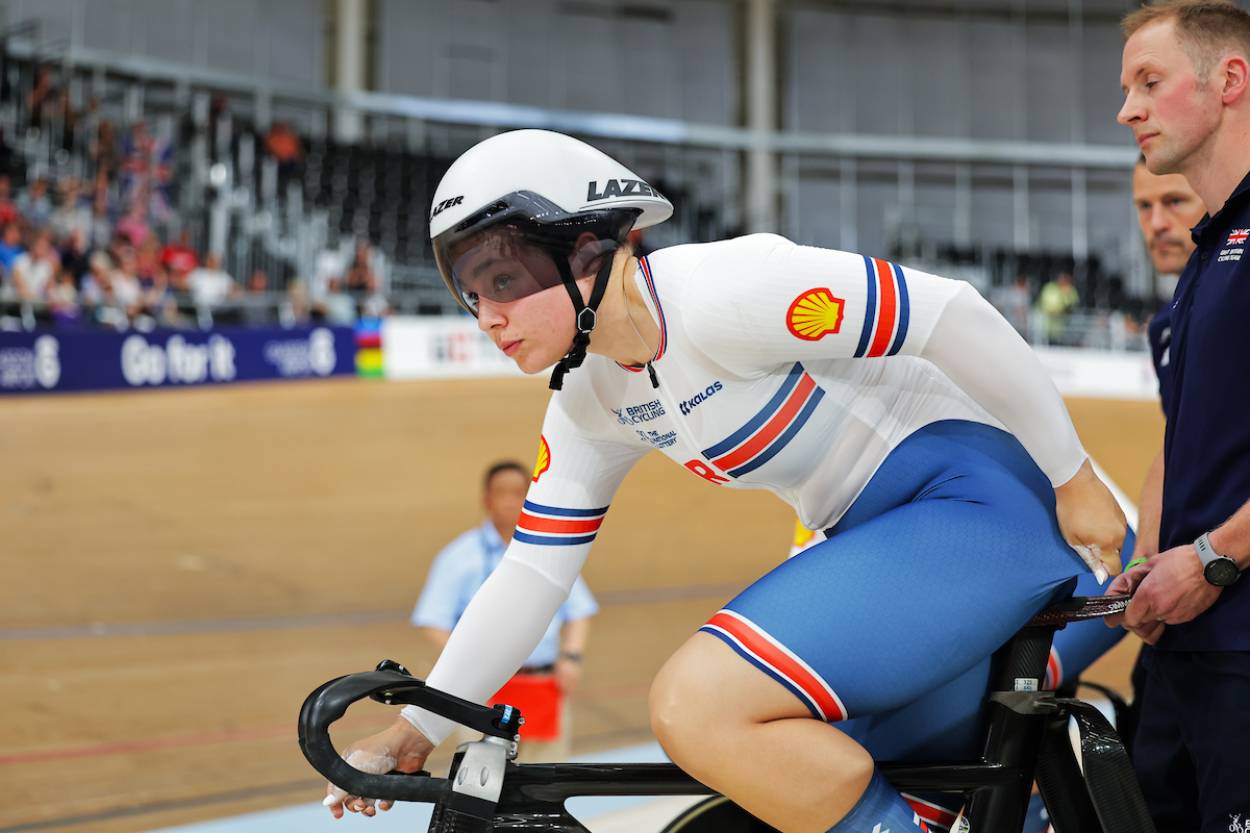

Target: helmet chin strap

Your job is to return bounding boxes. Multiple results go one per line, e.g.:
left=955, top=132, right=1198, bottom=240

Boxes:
left=548, top=250, right=615, bottom=391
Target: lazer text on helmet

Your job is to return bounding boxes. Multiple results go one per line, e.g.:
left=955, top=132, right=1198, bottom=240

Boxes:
left=431, top=195, right=464, bottom=218
left=586, top=179, right=661, bottom=202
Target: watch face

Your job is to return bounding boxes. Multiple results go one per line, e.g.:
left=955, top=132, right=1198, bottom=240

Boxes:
left=1204, top=557, right=1241, bottom=587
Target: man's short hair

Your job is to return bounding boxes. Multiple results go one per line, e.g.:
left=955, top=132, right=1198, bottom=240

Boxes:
left=1123, top=0, right=1250, bottom=78
left=483, top=460, right=529, bottom=489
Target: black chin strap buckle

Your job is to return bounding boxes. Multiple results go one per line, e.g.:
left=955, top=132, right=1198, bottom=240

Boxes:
left=547, top=244, right=617, bottom=392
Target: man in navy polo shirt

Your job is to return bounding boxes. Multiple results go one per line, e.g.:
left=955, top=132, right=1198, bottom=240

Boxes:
left=1112, top=2, right=1250, bottom=829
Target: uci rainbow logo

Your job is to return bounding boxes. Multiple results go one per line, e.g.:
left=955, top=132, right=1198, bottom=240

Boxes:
left=786, top=288, right=845, bottom=341
left=533, top=435, right=551, bottom=482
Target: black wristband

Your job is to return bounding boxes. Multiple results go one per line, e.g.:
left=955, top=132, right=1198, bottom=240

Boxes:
left=559, top=651, right=583, bottom=664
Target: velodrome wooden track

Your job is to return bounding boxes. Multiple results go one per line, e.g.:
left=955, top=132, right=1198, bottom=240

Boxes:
left=0, top=377, right=1163, bottom=833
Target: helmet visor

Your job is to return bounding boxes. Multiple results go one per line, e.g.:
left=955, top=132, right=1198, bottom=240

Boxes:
left=433, top=191, right=636, bottom=316
left=436, top=223, right=565, bottom=316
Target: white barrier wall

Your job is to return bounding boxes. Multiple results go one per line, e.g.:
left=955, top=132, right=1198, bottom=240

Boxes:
left=1032, top=346, right=1158, bottom=401
left=381, top=316, right=1160, bottom=401
left=382, top=316, right=529, bottom=380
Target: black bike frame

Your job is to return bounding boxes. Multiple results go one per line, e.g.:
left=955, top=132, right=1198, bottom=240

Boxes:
left=299, top=594, right=1153, bottom=833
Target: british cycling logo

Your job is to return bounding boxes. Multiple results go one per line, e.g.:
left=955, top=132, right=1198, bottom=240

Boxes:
left=787, top=288, right=846, bottom=341
left=679, top=381, right=723, bottom=415
left=1231, top=813, right=1247, bottom=833
left=612, top=399, right=665, bottom=426
left=532, top=435, right=551, bottom=482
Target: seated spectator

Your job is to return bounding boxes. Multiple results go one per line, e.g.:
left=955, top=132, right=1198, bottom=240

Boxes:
left=345, top=238, right=390, bottom=318
left=17, top=177, right=53, bottom=228
left=58, top=227, right=91, bottom=289
left=241, top=269, right=272, bottom=326
left=81, top=251, right=124, bottom=329
left=91, top=119, right=119, bottom=186
left=89, top=183, right=114, bottom=251
left=187, top=253, right=238, bottom=307
left=167, top=256, right=193, bottom=295
left=160, top=229, right=199, bottom=275
left=50, top=177, right=92, bottom=242
left=0, top=222, right=24, bottom=277
left=26, top=65, right=56, bottom=132
left=264, top=121, right=303, bottom=164
left=264, top=120, right=303, bottom=191
left=345, top=238, right=380, bottom=294
left=115, top=199, right=152, bottom=248
left=311, top=246, right=345, bottom=304
left=134, top=237, right=168, bottom=313
left=108, top=246, right=144, bottom=319
left=283, top=278, right=312, bottom=327
left=46, top=267, right=79, bottom=327
left=11, top=230, right=61, bottom=301
left=0, top=174, right=18, bottom=226
left=319, top=277, right=356, bottom=325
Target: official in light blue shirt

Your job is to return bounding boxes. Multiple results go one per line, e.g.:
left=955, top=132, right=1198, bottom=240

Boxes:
left=411, top=518, right=599, bottom=668
left=411, top=460, right=598, bottom=679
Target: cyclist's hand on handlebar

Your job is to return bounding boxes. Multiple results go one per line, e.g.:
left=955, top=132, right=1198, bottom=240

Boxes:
left=323, top=717, right=435, bottom=819
left=1054, top=459, right=1127, bottom=583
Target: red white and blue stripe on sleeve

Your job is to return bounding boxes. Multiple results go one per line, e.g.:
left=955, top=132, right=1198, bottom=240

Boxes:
left=854, top=256, right=911, bottom=358
left=701, top=362, right=825, bottom=478
left=513, top=500, right=609, bottom=547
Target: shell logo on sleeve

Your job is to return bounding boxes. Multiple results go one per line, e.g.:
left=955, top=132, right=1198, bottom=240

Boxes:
left=532, top=435, right=551, bottom=482
left=786, top=288, right=846, bottom=341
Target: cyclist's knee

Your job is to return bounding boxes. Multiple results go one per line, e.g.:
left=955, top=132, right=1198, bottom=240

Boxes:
left=649, top=640, right=730, bottom=752
left=649, top=654, right=701, bottom=750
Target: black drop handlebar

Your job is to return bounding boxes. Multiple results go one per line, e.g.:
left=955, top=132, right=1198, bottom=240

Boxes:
left=298, top=596, right=1134, bottom=803
left=297, top=660, right=521, bottom=803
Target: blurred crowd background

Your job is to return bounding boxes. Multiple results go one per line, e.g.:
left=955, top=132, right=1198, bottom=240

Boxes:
left=0, top=0, right=1155, bottom=350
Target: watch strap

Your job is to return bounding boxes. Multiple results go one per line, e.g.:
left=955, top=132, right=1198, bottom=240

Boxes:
left=1194, top=532, right=1220, bottom=567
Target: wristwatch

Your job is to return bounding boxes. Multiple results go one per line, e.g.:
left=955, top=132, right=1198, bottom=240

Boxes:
left=1195, top=532, right=1241, bottom=587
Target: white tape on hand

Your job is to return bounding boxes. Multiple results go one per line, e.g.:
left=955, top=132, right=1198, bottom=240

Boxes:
left=1072, top=543, right=1110, bottom=584
left=325, top=748, right=398, bottom=807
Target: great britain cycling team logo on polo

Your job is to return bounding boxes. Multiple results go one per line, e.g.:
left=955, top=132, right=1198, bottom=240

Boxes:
left=1220, top=229, right=1249, bottom=263
left=532, top=435, right=551, bottom=482
left=786, top=288, right=846, bottom=341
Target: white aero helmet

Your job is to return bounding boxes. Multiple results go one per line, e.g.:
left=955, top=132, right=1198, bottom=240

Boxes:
left=429, top=129, right=673, bottom=389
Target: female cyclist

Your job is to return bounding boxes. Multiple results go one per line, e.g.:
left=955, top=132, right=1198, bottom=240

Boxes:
left=323, top=129, right=1126, bottom=833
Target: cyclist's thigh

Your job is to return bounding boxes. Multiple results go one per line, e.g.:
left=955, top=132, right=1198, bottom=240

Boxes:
left=708, top=469, right=1081, bottom=721
left=840, top=658, right=991, bottom=762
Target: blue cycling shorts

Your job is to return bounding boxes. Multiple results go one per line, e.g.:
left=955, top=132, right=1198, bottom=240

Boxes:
left=700, top=420, right=1096, bottom=762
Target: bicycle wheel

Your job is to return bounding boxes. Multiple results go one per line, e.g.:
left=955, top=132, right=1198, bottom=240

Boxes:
left=658, top=796, right=779, bottom=833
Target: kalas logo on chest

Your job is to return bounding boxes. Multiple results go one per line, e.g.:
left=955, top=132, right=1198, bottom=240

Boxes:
left=679, top=381, right=723, bottom=416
